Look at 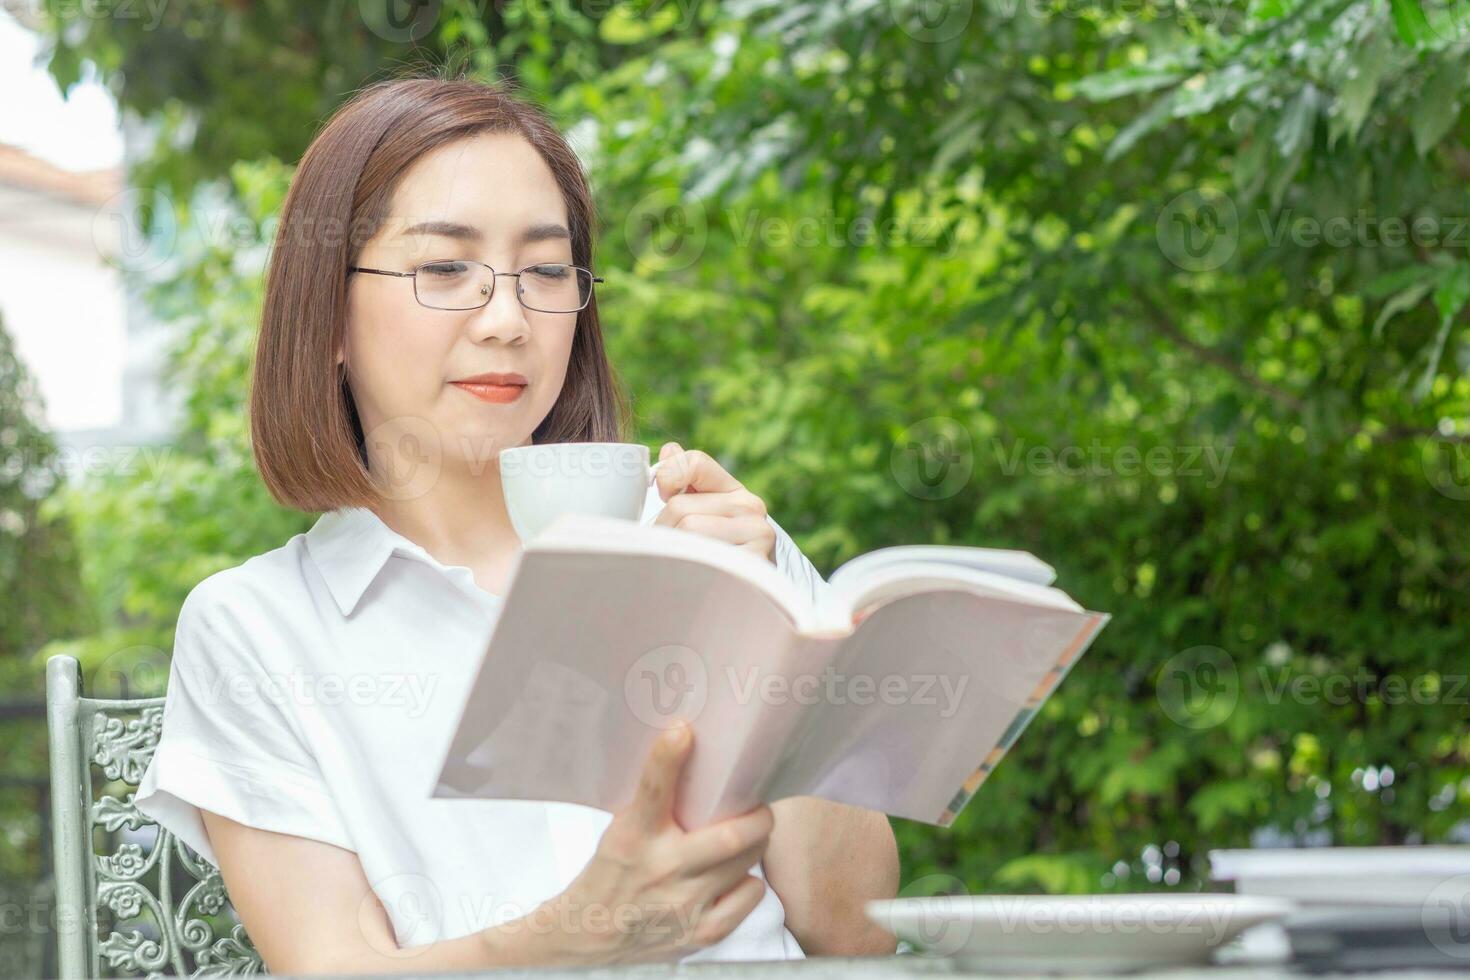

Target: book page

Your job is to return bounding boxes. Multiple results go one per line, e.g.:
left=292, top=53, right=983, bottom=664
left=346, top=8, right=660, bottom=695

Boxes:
left=829, top=544, right=1057, bottom=591
left=699, top=632, right=850, bottom=823
left=760, top=590, right=1108, bottom=825
left=529, top=513, right=823, bottom=632
left=828, top=563, right=1082, bottom=632
left=430, top=546, right=803, bottom=829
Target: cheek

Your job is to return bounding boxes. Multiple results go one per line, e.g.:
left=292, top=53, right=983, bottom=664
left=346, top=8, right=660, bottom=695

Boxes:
left=533, top=318, right=578, bottom=409
left=344, top=291, right=450, bottom=415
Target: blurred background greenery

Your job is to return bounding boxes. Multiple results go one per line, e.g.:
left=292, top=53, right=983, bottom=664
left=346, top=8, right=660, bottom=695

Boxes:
left=3, top=0, right=1468, bottom=969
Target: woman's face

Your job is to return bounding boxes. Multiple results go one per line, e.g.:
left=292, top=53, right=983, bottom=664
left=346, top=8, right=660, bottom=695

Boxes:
left=342, top=133, right=578, bottom=483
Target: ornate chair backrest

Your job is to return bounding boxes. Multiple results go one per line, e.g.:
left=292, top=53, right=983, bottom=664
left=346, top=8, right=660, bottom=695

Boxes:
left=46, top=655, right=262, bottom=978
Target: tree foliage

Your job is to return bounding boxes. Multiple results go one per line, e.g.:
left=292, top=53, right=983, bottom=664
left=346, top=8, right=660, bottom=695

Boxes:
left=35, top=0, right=1470, bottom=895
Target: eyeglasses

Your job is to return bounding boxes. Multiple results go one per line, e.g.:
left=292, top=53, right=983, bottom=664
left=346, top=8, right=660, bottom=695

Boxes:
left=348, top=260, right=603, bottom=313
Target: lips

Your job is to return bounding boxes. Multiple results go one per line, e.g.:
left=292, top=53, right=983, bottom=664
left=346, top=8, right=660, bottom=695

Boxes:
left=450, top=372, right=527, bottom=404
left=454, top=372, right=527, bottom=386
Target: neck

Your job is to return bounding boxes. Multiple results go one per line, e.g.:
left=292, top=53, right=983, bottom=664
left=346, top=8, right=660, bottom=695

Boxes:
left=366, top=453, right=524, bottom=576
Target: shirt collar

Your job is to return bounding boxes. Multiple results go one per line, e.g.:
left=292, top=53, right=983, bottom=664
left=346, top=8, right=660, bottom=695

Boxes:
left=307, top=486, right=670, bottom=618
left=305, top=506, right=486, bottom=617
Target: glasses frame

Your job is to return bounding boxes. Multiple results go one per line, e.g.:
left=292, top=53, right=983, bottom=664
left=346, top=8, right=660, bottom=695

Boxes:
left=348, top=259, right=604, bottom=313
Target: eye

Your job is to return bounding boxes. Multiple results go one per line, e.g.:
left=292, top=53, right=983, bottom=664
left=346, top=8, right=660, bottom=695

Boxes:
left=525, top=263, right=572, bottom=280
left=421, top=260, right=472, bottom=278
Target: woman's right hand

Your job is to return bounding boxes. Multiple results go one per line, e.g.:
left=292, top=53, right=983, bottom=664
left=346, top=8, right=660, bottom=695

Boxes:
left=541, top=723, right=774, bottom=964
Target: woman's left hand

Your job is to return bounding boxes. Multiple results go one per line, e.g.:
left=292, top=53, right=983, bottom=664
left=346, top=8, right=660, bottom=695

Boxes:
left=652, top=442, right=777, bottom=566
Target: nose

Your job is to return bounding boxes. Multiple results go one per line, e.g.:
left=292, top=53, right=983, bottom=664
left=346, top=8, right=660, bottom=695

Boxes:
left=465, top=271, right=530, bottom=346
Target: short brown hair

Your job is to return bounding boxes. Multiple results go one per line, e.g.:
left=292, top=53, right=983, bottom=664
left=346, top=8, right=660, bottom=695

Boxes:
left=250, top=73, right=630, bottom=512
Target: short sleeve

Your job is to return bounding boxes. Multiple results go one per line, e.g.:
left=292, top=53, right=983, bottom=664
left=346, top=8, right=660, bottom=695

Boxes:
left=132, top=576, right=354, bottom=867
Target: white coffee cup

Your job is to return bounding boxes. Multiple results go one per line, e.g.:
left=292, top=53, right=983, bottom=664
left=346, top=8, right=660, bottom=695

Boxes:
left=499, top=442, right=666, bottom=544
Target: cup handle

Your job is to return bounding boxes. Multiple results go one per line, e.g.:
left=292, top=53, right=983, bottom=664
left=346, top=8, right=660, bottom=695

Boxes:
left=647, top=458, right=664, bottom=485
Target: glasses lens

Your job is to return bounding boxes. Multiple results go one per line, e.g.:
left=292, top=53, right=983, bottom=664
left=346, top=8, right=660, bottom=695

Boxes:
left=415, top=260, right=490, bottom=310
left=518, top=264, right=593, bottom=313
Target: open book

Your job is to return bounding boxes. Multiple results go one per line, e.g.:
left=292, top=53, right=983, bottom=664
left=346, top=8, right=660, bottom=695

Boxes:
left=431, top=514, right=1110, bottom=829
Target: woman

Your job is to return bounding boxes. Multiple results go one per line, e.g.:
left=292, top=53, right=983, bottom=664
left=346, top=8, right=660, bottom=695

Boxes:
left=132, top=74, right=899, bottom=974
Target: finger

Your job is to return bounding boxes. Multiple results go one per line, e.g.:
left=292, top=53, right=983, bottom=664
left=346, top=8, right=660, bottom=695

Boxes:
left=659, top=513, right=770, bottom=548
left=686, top=839, right=772, bottom=907
left=677, top=804, right=774, bottom=873
left=656, top=442, right=688, bottom=501
left=656, top=489, right=766, bottom=521
left=743, top=534, right=777, bottom=566
left=686, top=875, right=766, bottom=950
left=629, top=723, right=694, bottom=835
left=656, top=448, right=742, bottom=500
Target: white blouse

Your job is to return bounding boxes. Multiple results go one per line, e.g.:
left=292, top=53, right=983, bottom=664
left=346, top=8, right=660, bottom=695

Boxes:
left=133, top=480, right=826, bottom=961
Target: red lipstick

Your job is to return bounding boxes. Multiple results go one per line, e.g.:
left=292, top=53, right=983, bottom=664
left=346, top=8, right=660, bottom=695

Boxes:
left=451, top=372, right=527, bottom=404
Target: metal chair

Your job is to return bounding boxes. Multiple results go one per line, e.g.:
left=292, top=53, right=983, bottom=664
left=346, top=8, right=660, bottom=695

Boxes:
left=46, top=654, right=263, bottom=978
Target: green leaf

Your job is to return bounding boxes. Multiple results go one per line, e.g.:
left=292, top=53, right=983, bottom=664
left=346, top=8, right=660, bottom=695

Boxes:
left=993, top=854, right=1097, bottom=895
left=1412, top=60, right=1464, bottom=156
left=1329, top=31, right=1394, bottom=147
left=45, top=43, right=81, bottom=93
left=1275, top=85, right=1322, bottom=159
left=1171, top=65, right=1263, bottom=119
left=1232, top=127, right=1271, bottom=197
left=598, top=4, right=681, bottom=43
left=1366, top=263, right=1438, bottom=299
left=1389, top=0, right=1436, bottom=46
left=930, top=111, right=983, bottom=177
left=1075, top=67, right=1186, bottom=102
left=1188, top=780, right=1266, bottom=831
left=1418, top=261, right=1470, bottom=396
left=1433, top=261, right=1470, bottom=324
left=1372, top=279, right=1434, bottom=340
left=1269, top=125, right=1310, bottom=209
left=1105, top=91, right=1178, bottom=161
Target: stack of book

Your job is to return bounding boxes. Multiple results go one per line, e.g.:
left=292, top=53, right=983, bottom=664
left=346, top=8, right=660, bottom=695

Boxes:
left=1210, top=846, right=1470, bottom=970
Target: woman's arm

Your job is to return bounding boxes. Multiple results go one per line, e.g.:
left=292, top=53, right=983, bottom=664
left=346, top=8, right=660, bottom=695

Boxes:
left=202, top=810, right=569, bottom=974
left=201, top=725, right=776, bottom=973
left=761, top=796, right=901, bottom=956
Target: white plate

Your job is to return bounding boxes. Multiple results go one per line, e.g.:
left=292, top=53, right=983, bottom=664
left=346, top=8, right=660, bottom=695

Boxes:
left=864, top=893, right=1295, bottom=973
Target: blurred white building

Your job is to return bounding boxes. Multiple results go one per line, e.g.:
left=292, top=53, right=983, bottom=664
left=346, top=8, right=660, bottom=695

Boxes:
left=0, top=6, right=177, bottom=469
left=0, top=141, right=177, bottom=461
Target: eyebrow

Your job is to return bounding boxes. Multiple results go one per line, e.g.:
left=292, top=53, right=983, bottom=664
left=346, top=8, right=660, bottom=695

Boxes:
left=400, top=220, right=571, bottom=245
